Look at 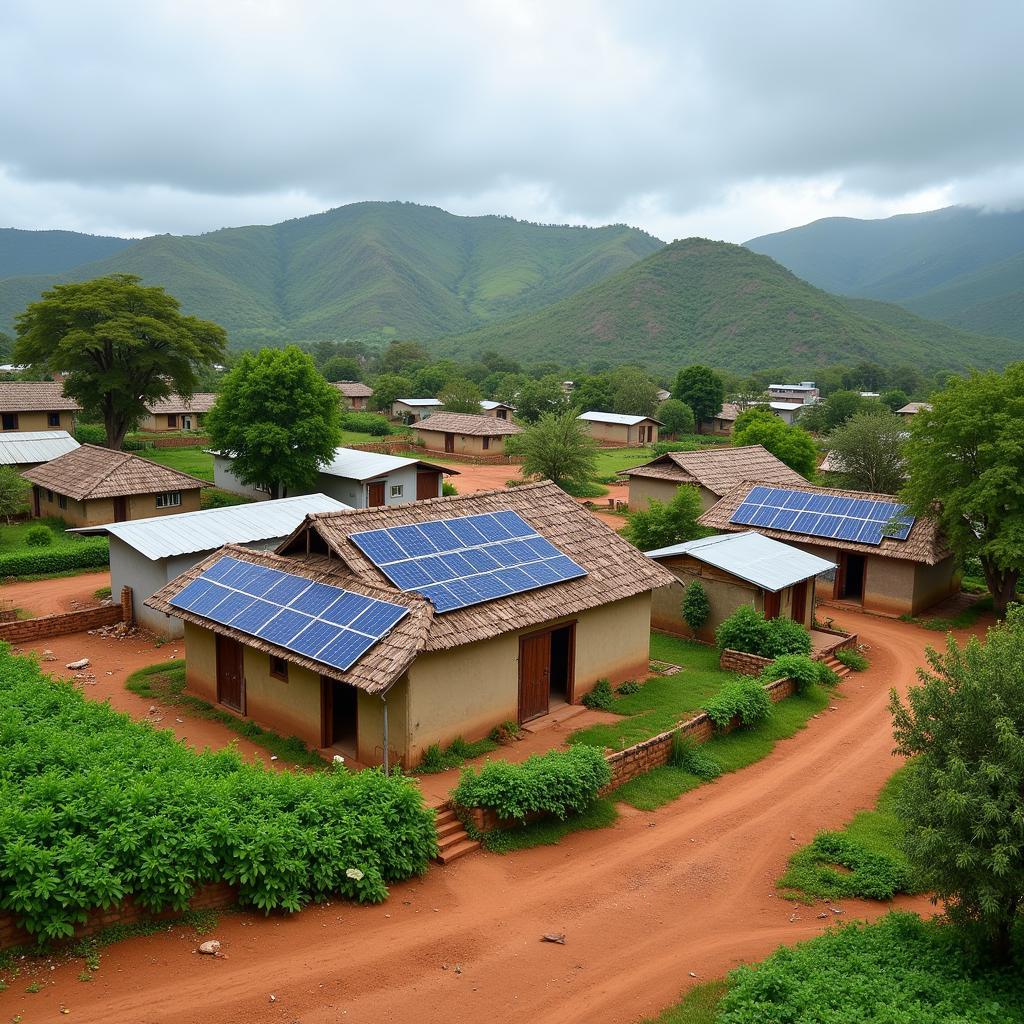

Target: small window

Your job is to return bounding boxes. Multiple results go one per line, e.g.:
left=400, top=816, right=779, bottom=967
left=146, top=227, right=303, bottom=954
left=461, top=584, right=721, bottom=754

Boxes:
left=57, top=495, right=67, bottom=510
left=167, top=413, right=178, bottom=428
left=155, top=491, right=182, bottom=508
left=269, top=655, right=289, bottom=681
left=482, top=436, right=490, bottom=451
left=48, top=412, right=61, bottom=427
left=1, top=413, right=17, bottom=430
left=390, top=484, right=404, bottom=498
left=46, top=489, right=53, bottom=501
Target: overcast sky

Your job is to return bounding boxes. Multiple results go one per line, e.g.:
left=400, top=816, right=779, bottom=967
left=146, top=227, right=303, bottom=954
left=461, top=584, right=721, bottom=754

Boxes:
left=1, top=0, right=1021, bottom=242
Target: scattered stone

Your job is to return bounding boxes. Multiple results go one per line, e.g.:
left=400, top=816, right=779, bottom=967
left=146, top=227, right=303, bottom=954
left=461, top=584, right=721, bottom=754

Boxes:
left=830, top=907, right=844, bottom=915
left=269, top=995, right=276, bottom=1003
left=790, top=834, right=796, bottom=840
left=688, top=971, right=697, bottom=978
left=66, top=658, right=89, bottom=670
left=441, top=964, right=448, bottom=971
left=270, top=754, right=278, bottom=760
left=789, top=913, right=800, bottom=923
left=542, top=933, right=566, bottom=944
left=454, top=965, right=462, bottom=975
left=817, top=912, right=828, bottom=919
left=198, top=940, right=222, bottom=956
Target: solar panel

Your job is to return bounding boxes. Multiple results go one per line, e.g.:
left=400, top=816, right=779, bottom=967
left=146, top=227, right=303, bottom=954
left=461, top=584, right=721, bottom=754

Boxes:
left=349, top=510, right=588, bottom=613
left=729, top=487, right=915, bottom=546
left=168, top=556, right=409, bottom=672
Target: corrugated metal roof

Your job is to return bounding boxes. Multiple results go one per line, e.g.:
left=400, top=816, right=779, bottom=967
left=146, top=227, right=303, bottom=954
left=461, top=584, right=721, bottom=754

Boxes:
left=646, top=531, right=835, bottom=592
left=0, top=430, right=80, bottom=465
left=578, top=411, right=663, bottom=426
left=479, top=400, right=515, bottom=411
left=395, top=398, right=443, bottom=407
left=72, top=493, right=349, bottom=560
left=321, top=447, right=423, bottom=480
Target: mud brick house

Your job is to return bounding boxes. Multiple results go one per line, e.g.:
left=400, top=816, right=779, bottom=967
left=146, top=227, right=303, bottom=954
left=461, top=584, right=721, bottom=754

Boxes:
left=623, top=444, right=807, bottom=512
left=0, top=381, right=81, bottom=432
left=23, top=444, right=206, bottom=526
left=577, top=411, right=660, bottom=446
left=699, top=481, right=959, bottom=617
left=700, top=402, right=741, bottom=435
left=0, top=430, right=79, bottom=470
left=333, top=381, right=374, bottom=411
left=147, top=481, right=673, bottom=768
left=411, top=411, right=523, bottom=458
left=479, top=400, right=515, bottom=419
left=391, top=397, right=443, bottom=423
left=646, top=531, right=835, bottom=642
left=139, top=393, right=217, bottom=432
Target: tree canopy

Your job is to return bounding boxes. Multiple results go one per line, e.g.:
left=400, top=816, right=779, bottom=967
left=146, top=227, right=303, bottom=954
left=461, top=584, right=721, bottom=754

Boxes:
left=205, top=346, right=341, bottom=500
left=733, top=410, right=818, bottom=478
left=13, top=274, right=226, bottom=449
left=320, top=355, right=362, bottom=383
left=673, top=365, right=724, bottom=432
left=657, top=398, right=696, bottom=437
left=369, top=373, right=414, bottom=412
left=516, top=410, right=597, bottom=492
left=825, top=409, right=907, bottom=493
left=624, top=485, right=707, bottom=551
left=609, top=366, right=660, bottom=418
left=437, top=376, right=483, bottom=414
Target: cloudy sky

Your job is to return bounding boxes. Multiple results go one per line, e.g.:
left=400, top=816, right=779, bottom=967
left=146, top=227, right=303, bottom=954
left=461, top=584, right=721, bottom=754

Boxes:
left=1, top=0, right=1020, bottom=242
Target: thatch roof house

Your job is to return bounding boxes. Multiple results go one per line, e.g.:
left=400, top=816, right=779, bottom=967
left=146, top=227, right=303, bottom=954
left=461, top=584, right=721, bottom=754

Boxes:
left=333, top=381, right=374, bottom=411
left=411, top=411, right=523, bottom=458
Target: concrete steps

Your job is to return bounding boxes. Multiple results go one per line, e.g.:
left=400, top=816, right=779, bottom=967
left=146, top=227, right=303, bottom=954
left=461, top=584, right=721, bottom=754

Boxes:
left=822, top=655, right=851, bottom=679
left=431, top=804, right=480, bottom=865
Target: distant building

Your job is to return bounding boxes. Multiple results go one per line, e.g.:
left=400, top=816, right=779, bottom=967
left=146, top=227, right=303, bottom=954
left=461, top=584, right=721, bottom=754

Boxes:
left=391, top=398, right=444, bottom=423
left=139, top=393, right=217, bottom=432
left=768, top=382, right=819, bottom=404
left=577, top=411, right=661, bottom=446
left=412, top=411, right=523, bottom=458
left=768, top=401, right=806, bottom=425
left=333, top=381, right=374, bottom=412
left=701, top=402, right=741, bottom=435
left=0, top=381, right=81, bottom=433
left=897, top=402, right=932, bottom=419
left=0, top=430, right=79, bottom=470
left=478, top=400, right=515, bottom=420
left=656, top=388, right=671, bottom=403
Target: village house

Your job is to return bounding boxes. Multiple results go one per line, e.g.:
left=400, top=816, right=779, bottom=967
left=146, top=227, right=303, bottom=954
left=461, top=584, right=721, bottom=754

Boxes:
left=0, top=430, right=79, bottom=471
left=656, top=387, right=671, bottom=403
left=212, top=446, right=456, bottom=507
left=391, top=397, right=443, bottom=423
left=147, top=482, right=673, bottom=768
left=74, top=494, right=348, bottom=637
left=479, top=400, right=515, bottom=420
left=622, top=444, right=807, bottom=512
left=897, top=401, right=932, bottom=419
left=333, top=381, right=374, bottom=411
left=0, top=381, right=81, bottom=432
left=646, top=531, right=835, bottom=642
left=138, top=393, right=217, bottom=432
left=411, top=411, right=523, bottom=458
left=701, top=402, right=741, bottom=435
left=767, top=381, right=819, bottom=404
left=577, top=411, right=661, bottom=446
left=699, top=480, right=959, bottom=617
left=22, top=444, right=206, bottom=526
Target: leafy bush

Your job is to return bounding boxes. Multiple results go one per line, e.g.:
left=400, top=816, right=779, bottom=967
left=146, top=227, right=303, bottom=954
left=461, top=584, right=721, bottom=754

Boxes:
left=715, top=605, right=812, bottom=657
left=415, top=735, right=497, bottom=773
left=780, top=831, right=912, bottom=901
left=442, top=480, right=458, bottom=496
left=682, top=580, right=711, bottom=632
left=453, top=745, right=611, bottom=822
left=702, top=678, right=773, bottom=730
left=582, top=679, right=614, bottom=710
left=668, top=733, right=722, bottom=779
left=25, top=525, right=54, bottom=547
left=74, top=422, right=106, bottom=445
left=761, top=655, right=838, bottom=694
left=615, top=680, right=642, bottom=695
left=761, top=616, right=813, bottom=657
left=0, top=538, right=109, bottom=578
left=835, top=647, right=869, bottom=671
left=0, top=649, right=437, bottom=941
left=340, top=411, right=392, bottom=436
left=488, top=720, right=520, bottom=744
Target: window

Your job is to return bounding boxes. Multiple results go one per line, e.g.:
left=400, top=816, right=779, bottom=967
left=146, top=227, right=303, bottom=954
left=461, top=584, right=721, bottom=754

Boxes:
left=167, top=414, right=178, bottom=428
left=45, top=489, right=53, bottom=502
left=48, top=412, right=60, bottom=427
left=482, top=436, right=490, bottom=450
left=155, top=491, right=182, bottom=508
left=390, top=484, right=404, bottom=498
left=57, top=495, right=67, bottom=510
left=269, top=655, right=289, bottom=681
left=1, top=413, right=18, bottom=431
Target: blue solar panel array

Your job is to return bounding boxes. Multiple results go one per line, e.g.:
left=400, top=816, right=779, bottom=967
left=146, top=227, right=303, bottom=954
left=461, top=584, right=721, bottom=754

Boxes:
left=168, top=555, right=409, bottom=671
left=729, top=486, right=915, bottom=546
left=348, top=510, right=587, bottom=613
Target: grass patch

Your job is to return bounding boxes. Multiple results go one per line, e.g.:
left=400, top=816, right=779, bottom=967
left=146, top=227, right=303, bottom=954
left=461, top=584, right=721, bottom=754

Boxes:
left=138, top=446, right=214, bottom=480
left=611, top=686, right=830, bottom=810
left=126, top=659, right=327, bottom=768
left=591, top=447, right=655, bottom=478
left=93, top=585, right=112, bottom=600
left=899, top=595, right=994, bottom=631
left=561, top=479, right=610, bottom=498
left=642, top=979, right=728, bottom=1024
left=0, top=516, right=72, bottom=551
left=415, top=736, right=498, bottom=773
left=479, top=797, right=618, bottom=853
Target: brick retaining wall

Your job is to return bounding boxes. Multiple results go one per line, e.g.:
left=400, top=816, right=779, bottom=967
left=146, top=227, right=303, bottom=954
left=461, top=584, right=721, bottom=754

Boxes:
left=0, top=603, right=122, bottom=643
left=719, top=648, right=774, bottom=675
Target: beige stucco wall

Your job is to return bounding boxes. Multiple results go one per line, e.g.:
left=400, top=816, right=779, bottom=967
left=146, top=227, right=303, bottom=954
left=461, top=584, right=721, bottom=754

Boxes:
left=35, top=486, right=202, bottom=527
left=2, top=410, right=76, bottom=432
left=580, top=419, right=659, bottom=445
left=414, top=428, right=509, bottom=456
left=651, top=563, right=760, bottom=641
left=627, top=476, right=718, bottom=512
left=183, top=621, right=218, bottom=702
left=911, top=555, right=960, bottom=615
left=138, top=412, right=206, bottom=432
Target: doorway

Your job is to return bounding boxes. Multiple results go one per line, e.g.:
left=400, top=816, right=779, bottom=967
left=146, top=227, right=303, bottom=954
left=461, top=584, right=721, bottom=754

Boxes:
left=790, top=579, right=807, bottom=623
left=444, top=432, right=455, bottom=453
left=518, top=622, right=576, bottom=723
left=763, top=591, right=781, bottom=619
left=839, top=554, right=866, bottom=601
left=321, top=678, right=358, bottom=753
left=113, top=496, right=127, bottom=522
left=216, top=635, right=246, bottom=712
left=416, top=471, right=439, bottom=500
left=367, top=481, right=386, bottom=507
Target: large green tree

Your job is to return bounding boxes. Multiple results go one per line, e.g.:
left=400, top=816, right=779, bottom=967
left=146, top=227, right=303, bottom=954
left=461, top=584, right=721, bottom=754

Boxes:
left=901, top=364, right=1024, bottom=616
left=890, top=606, right=1024, bottom=964
left=13, top=274, right=225, bottom=449
left=369, top=373, right=414, bottom=412
left=513, top=375, right=568, bottom=423
left=673, top=365, right=724, bottom=433
left=205, top=346, right=341, bottom=499
left=825, top=409, right=907, bottom=494
left=733, top=409, right=817, bottom=478
left=516, top=410, right=597, bottom=492
left=437, top=376, right=483, bottom=414
left=657, top=398, right=695, bottom=437
left=320, top=355, right=362, bottom=383
left=625, top=486, right=707, bottom=550
left=610, top=366, right=660, bottom=418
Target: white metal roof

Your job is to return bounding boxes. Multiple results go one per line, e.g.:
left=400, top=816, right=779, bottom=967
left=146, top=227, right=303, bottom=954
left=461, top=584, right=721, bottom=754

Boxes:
left=395, top=397, right=443, bottom=407
left=479, top=400, right=514, bottom=411
left=769, top=401, right=805, bottom=411
left=71, top=493, right=348, bottom=560
left=578, top=411, right=662, bottom=426
left=645, top=531, right=836, bottom=592
left=320, top=447, right=425, bottom=480
left=0, top=430, right=80, bottom=465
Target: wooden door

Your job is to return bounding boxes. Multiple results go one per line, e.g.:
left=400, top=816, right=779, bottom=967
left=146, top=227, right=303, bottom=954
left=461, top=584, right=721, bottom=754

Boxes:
left=367, top=481, right=386, bottom=507
left=416, top=471, right=438, bottom=500
left=790, top=580, right=807, bottom=624
left=216, top=635, right=245, bottom=712
left=444, top=432, right=455, bottom=453
left=518, top=631, right=551, bottom=723
left=763, top=591, right=781, bottom=619
left=32, top=486, right=40, bottom=517
left=113, top=497, right=128, bottom=522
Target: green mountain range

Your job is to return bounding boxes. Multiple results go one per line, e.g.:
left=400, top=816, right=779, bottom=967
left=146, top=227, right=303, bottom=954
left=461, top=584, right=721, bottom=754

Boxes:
left=0, top=202, right=662, bottom=344
left=0, top=228, right=133, bottom=279
left=745, top=205, right=1024, bottom=341
left=433, top=238, right=1022, bottom=373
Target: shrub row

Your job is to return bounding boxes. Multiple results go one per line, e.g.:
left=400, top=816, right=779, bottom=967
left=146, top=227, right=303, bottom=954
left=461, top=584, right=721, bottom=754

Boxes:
left=340, top=411, right=393, bottom=436
left=0, top=649, right=437, bottom=941
left=453, top=745, right=611, bottom=822
left=702, top=678, right=773, bottom=730
left=0, top=538, right=109, bottom=578
left=761, top=654, right=838, bottom=694
left=716, top=605, right=812, bottom=658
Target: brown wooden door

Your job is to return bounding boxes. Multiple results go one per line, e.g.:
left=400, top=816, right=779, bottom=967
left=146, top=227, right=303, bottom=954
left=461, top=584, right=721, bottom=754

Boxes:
left=444, top=432, right=455, bottom=453
left=763, top=591, right=781, bottom=619
left=416, top=471, right=438, bottom=500
left=518, top=631, right=551, bottom=723
left=113, top=497, right=128, bottom=522
left=790, top=580, right=807, bottom=624
left=32, top=486, right=40, bottom=518
left=216, top=635, right=245, bottom=712
left=367, top=481, right=386, bottom=507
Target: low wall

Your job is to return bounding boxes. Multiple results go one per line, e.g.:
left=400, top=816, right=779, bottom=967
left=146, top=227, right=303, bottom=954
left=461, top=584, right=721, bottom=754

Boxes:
left=149, top=434, right=211, bottom=449
left=0, top=603, right=122, bottom=643
left=0, top=882, right=235, bottom=951
left=719, top=648, right=773, bottom=675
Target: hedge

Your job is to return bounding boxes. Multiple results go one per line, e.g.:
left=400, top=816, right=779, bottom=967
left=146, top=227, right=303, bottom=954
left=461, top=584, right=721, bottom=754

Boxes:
left=761, top=654, right=838, bottom=694
left=702, top=678, right=773, bottom=730
left=0, top=538, right=109, bottom=578
left=0, top=648, right=438, bottom=941
left=453, top=745, right=611, bottom=822
left=715, top=605, right=812, bottom=658
left=340, top=411, right=393, bottom=436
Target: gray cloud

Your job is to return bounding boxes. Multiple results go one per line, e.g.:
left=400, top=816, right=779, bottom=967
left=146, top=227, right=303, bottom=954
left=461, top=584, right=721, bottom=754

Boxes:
left=0, top=0, right=1020, bottom=240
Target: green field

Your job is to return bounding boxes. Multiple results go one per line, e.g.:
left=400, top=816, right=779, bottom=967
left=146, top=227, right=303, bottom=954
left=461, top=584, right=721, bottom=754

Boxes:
left=0, top=516, right=74, bottom=550
left=139, top=446, right=214, bottom=480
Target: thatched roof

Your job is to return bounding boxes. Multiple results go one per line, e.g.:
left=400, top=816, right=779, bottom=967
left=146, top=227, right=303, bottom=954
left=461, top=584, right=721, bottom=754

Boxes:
left=623, top=445, right=806, bottom=497
left=412, top=411, right=523, bottom=437
left=333, top=381, right=374, bottom=398
left=147, top=544, right=433, bottom=694
left=146, top=393, right=218, bottom=415
left=0, top=381, right=81, bottom=412
left=22, top=444, right=207, bottom=500
left=699, top=480, right=950, bottom=565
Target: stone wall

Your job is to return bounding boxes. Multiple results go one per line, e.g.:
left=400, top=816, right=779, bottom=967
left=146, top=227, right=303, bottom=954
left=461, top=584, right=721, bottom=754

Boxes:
left=719, top=648, right=774, bottom=675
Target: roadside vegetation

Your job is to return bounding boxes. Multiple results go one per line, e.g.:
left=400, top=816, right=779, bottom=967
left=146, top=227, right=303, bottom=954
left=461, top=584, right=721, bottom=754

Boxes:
left=0, top=516, right=108, bottom=580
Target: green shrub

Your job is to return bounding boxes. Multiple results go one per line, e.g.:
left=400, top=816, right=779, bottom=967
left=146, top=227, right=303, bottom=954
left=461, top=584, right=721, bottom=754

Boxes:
left=0, top=538, right=109, bottom=578
left=340, top=412, right=392, bottom=436
left=616, top=680, right=642, bottom=695
left=780, top=831, right=912, bottom=901
left=73, top=423, right=106, bottom=446
left=702, top=679, right=773, bottom=730
left=715, top=605, right=812, bottom=657
left=488, top=720, right=520, bottom=744
left=0, top=648, right=437, bottom=941
left=835, top=647, right=869, bottom=671
left=25, top=525, right=54, bottom=548
left=668, top=733, right=722, bottom=779
left=453, top=745, right=611, bottom=822
left=682, top=581, right=711, bottom=632
left=415, top=735, right=497, bottom=773
left=442, top=480, right=458, bottom=496
left=582, top=679, right=614, bottom=710
left=761, top=655, right=838, bottom=694
left=762, top=616, right=813, bottom=657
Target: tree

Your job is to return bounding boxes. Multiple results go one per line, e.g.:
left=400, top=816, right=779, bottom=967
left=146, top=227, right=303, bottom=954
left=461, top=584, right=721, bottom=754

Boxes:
left=517, top=410, right=598, bottom=492
left=890, top=607, right=1024, bottom=964
left=514, top=375, right=568, bottom=423
left=610, top=366, right=660, bottom=418
left=820, top=390, right=868, bottom=431
left=879, top=388, right=910, bottom=413
left=901, top=364, right=1024, bottom=616
left=412, top=361, right=462, bottom=397
left=572, top=373, right=615, bottom=413
left=682, top=581, right=711, bottom=632
left=14, top=274, right=225, bottom=449
left=438, top=377, right=483, bottom=414
left=378, top=340, right=430, bottom=374
left=673, top=365, right=724, bottom=433
left=624, top=486, right=707, bottom=550
left=321, top=355, right=362, bottom=383
left=0, top=467, right=30, bottom=524
left=369, top=373, right=414, bottom=412
left=657, top=399, right=695, bottom=437
left=734, top=411, right=817, bottom=478
left=825, top=410, right=907, bottom=493
left=205, top=346, right=341, bottom=499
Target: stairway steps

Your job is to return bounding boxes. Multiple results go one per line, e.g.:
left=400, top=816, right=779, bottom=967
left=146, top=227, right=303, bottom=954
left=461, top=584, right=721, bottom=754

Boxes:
left=437, top=818, right=465, bottom=839
left=436, top=838, right=480, bottom=864
left=431, top=804, right=480, bottom=865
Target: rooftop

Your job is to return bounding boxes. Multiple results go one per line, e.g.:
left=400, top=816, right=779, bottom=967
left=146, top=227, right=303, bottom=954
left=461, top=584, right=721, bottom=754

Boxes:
left=0, top=430, right=79, bottom=466
left=145, top=393, right=218, bottom=415
left=578, top=411, right=663, bottom=426
left=395, top=397, right=444, bottom=407
left=479, top=400, right=515, bottom=411
left=333, top=381, right=374, bottom=398
left=898, top=402, right=932, bottom=414
left=646, top=531, right=835, bottom=592
left=0, top=381, right=81, bottom=412
left=412, top=411, right=523, bottom=436
left=318, top=446, right=457, bottom=480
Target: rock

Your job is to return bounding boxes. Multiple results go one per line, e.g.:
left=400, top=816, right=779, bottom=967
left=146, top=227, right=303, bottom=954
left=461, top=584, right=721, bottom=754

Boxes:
left=542, top=933, right=566, bottom=944
left=688, top=971, right=697, bottom=978
left=66, top=658, right=89, bottom=670
left=817, top=912, right=828, bottom=919
left=269, top=994, right=276, bottom=1003
left=198, top=940, right=222, bottom=956
left=454, top=965, right=462, bottom=974
left=270, top=754, right=279, bottom=761
left=830, top=907, right=844, bottom=915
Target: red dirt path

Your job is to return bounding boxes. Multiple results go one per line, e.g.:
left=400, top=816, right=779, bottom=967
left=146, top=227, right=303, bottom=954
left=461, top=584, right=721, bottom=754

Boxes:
left=0, top=569, right=111, bottom=617
left=1, top=610, right=975, bottom=1024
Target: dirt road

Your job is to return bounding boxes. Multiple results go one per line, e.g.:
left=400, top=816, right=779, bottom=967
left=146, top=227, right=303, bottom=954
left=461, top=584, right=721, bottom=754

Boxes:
left=0, top=569, right=111, bottom=617
left=2, top=610, right=967, bottom=1024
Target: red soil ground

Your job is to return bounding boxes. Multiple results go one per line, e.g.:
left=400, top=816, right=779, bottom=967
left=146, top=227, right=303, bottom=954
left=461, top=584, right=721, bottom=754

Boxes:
left=0, top=569, right=111, bottom=617
left=1, top=610, right=984, bottom=1024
